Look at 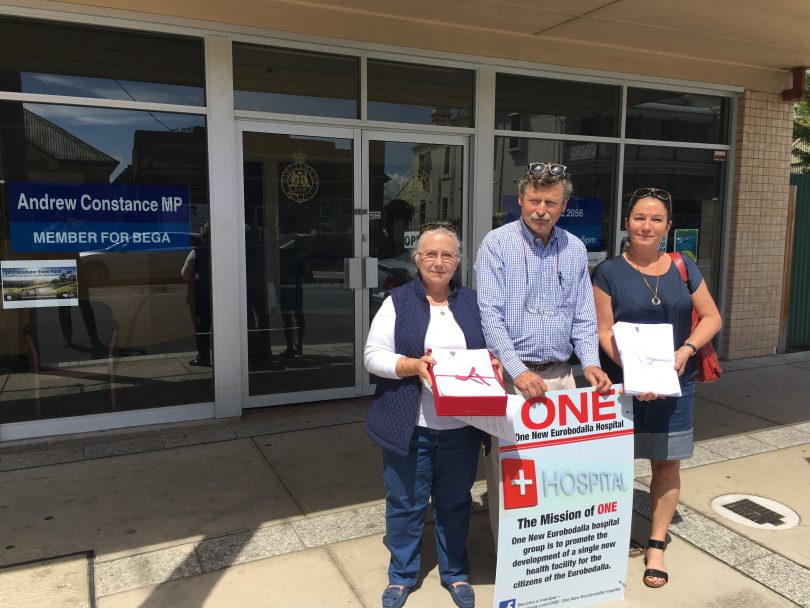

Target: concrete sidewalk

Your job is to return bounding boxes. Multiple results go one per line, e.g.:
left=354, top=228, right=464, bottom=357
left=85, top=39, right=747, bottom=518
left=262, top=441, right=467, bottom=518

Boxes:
left=1, top=351, right=809, bottom=607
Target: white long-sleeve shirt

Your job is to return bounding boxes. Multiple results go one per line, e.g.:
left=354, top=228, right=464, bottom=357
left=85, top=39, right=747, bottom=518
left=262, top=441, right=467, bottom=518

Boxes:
left=364, top=296, right=468, bottom=430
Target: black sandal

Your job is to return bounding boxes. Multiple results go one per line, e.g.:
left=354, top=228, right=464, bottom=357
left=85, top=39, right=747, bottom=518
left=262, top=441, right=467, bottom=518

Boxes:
left=642, top=538, right=669, bottom=588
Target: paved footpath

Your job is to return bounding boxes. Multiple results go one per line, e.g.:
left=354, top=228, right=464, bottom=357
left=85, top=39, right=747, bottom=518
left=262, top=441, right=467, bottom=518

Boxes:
left=1, top=352, right=809, bottom=607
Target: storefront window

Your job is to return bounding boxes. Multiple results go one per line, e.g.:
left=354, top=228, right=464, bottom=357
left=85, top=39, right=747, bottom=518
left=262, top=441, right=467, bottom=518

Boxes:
left=495, top=74, right=619, bottom=137
left=493, top=137, right=617, bottom=266
left=626, top=88, right=730, bottom=144
left=366, top=60, right=474, bottom=127
left=233, top=44, right=359, bottom=118
left=0, top=102, right=211, bottom=423
left=623, top=145, right=726, bottom=294
left=0, top=17, right=205, bottom=106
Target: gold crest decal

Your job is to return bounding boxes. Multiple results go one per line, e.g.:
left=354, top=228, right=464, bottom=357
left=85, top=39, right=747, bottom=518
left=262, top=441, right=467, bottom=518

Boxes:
left=282, top=151, right=319, bottom=204
left=400, top=169, right=431, bottom=207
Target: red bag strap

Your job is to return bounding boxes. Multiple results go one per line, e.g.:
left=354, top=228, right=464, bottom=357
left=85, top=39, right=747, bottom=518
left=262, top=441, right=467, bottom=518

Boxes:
left=668, top=251, right=688, bottom=283
left=668, top=251, right=699, bottom=329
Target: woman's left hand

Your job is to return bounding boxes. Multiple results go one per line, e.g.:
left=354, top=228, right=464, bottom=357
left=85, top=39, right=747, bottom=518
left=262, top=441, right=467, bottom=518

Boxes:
left=674, top=347, right=692, bottom=376
left=490, top=357, right=503, bottom=385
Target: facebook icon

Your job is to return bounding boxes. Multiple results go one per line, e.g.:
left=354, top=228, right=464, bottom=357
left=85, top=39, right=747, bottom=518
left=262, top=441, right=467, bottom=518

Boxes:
left=499, top=600, right=516, bottom=608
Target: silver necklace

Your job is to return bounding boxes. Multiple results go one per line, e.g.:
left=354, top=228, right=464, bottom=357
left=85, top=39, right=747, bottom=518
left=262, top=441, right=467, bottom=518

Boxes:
left=627, top=251, right=662, bottom=306
left=429, top=296, right=449, bottom=315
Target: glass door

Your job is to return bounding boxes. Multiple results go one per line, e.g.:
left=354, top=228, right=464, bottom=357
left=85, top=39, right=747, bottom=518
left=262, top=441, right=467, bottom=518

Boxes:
left=238, top=126, right=467, bottom=405
left=361, top=132, right=468, bottom=393
left=239, top=125, right=360, bottom=404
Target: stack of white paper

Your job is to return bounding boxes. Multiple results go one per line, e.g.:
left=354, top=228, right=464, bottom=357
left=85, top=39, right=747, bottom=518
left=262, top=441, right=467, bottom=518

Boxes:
left=430, top=348, right=505, bottom=397
left=612, top=322, right=682, bottom=397
left=454, top=395, right=523, bottom=442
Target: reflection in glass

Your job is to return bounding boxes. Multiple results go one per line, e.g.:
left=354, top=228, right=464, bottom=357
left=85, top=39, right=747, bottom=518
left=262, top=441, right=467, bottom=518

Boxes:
left=495, top=74, right=619, bottom=137
left=366, top=139, right=464, bottom=385
left=233, top=44, right=359, bottom=118
left=493, top=137, right=617, bottom=262
left=367, top=60, right=474, bottom=127
left=0, top=102, right=211, bottom=423
left=242, top=133, right=355, bottom=396
left=368, top=140, right=464, bottom=321
left=623, top=145, right=725, bottom=295
left=626, top=89, right=730, bottom=144
left=0, top=17, right=205, bottom=106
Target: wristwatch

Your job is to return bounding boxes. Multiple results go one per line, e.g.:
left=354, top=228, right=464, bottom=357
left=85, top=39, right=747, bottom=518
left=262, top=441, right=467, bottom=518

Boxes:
left=682, top=342, right=698, bottom=356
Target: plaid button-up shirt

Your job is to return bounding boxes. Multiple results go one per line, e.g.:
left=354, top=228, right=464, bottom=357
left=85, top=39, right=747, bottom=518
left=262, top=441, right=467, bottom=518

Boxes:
left=474, top=219, right=600, bottom=382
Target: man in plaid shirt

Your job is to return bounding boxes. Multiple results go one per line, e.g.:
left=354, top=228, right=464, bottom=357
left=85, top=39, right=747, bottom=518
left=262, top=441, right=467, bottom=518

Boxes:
left=474, top=162, right=612, bottom=544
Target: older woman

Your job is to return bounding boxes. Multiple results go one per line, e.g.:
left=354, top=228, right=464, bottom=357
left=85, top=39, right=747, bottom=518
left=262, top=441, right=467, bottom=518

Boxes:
left=364, top=223, right=485, bottom=608
left=592, top=188, right=722, bottom=589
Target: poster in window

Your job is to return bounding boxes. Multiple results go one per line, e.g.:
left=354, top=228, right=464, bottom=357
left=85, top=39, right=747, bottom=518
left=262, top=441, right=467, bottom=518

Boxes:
left=1, top=260, right=78, bottom=309
left=674, top=229, right=699, bottom=262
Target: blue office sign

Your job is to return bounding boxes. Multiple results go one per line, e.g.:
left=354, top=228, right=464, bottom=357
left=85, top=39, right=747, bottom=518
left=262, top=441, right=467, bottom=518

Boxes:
left=556, top=196, right=603, bottom=249
left=500, top=195, right=604, bottom=249
left=8, top=181, right=190, bottom=253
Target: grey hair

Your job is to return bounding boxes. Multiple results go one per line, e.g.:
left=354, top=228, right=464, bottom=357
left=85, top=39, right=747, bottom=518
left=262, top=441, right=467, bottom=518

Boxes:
left=410, top=226, right=462, bottom=262
left=410, top=226, right=464, bottom=276
left=518, top=165, right=573, bottom=200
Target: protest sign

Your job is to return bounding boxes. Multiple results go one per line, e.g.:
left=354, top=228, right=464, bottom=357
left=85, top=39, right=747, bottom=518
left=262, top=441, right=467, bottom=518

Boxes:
left=492, top=386, right=634, bottom=608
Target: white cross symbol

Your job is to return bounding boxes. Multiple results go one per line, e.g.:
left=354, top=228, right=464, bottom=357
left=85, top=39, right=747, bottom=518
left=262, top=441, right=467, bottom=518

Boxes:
left=511, top=469, right=534, bottom=496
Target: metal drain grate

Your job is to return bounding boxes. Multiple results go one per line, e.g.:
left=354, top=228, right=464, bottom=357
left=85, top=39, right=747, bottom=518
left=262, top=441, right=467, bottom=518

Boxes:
left=722, top=498, right=785, bottom=526
left=711, top=494, right=800, bottom=530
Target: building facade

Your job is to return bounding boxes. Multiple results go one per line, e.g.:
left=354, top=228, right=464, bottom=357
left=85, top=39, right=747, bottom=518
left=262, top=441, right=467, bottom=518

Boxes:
left=0, top=2, right=799, bottom=440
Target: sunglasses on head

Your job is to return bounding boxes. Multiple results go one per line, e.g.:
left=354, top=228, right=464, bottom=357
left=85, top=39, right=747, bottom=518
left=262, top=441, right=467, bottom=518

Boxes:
left=528, top=162, right=568, bottom=177
left=419, top=221, right=459, bottom=235
left=631, top=188, right=671, bottom=203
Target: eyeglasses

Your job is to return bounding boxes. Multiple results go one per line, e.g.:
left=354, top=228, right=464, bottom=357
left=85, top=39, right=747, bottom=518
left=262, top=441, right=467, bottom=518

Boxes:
left=631, top=188, right=671, bottom=202
left=419, top=221, right=459, bottom=235
left=419, top=252, right=458, bottom=264
left=528, top=163, right=568, bottom=177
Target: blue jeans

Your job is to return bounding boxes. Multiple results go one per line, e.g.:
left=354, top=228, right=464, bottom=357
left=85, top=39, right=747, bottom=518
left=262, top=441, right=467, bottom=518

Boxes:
left=382, top=425, right=481, bottom=587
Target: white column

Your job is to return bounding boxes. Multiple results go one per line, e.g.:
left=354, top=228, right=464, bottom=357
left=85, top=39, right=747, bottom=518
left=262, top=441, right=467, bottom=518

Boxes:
left=471, top=66, right=497, bottom=287
left=205, top=35, right=243, bottom=418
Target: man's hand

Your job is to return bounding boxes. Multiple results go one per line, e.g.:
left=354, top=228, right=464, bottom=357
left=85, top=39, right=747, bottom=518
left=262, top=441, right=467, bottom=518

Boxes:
left=582, top=365, right=611, bottom=394
left=513, top=370, right=547, bottom=398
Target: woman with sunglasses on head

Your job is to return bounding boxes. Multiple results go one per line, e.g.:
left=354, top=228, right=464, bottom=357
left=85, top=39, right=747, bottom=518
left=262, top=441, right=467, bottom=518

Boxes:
left=591, top=188, right=722, bottom=589
left=364, top=223, right=488, bottom=608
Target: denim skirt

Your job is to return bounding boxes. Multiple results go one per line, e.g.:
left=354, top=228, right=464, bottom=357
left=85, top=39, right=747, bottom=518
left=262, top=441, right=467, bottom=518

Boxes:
left=633, top=380, right=695, bottom=461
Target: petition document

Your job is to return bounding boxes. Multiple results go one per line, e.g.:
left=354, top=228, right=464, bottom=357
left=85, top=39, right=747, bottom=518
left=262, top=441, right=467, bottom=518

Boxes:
left=612, top=322, right=682, bottom=397
left=453, top=395, right=523, bottom=443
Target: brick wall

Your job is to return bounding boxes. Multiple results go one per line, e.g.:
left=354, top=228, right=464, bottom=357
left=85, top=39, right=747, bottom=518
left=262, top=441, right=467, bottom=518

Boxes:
left=723, top=90, right=793, bottom=358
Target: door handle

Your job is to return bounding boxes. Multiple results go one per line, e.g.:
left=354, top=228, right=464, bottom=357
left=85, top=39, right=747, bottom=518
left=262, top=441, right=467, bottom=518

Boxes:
left=364, top=257, right=379, bottom=289
left=344, top=257, right=362, bottom=289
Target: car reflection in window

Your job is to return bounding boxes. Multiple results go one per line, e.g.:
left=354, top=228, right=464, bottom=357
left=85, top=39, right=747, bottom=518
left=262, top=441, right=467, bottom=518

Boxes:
left=371, top=250, right=416, bottom=315
left=78, top=232, right=201, bottom=286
